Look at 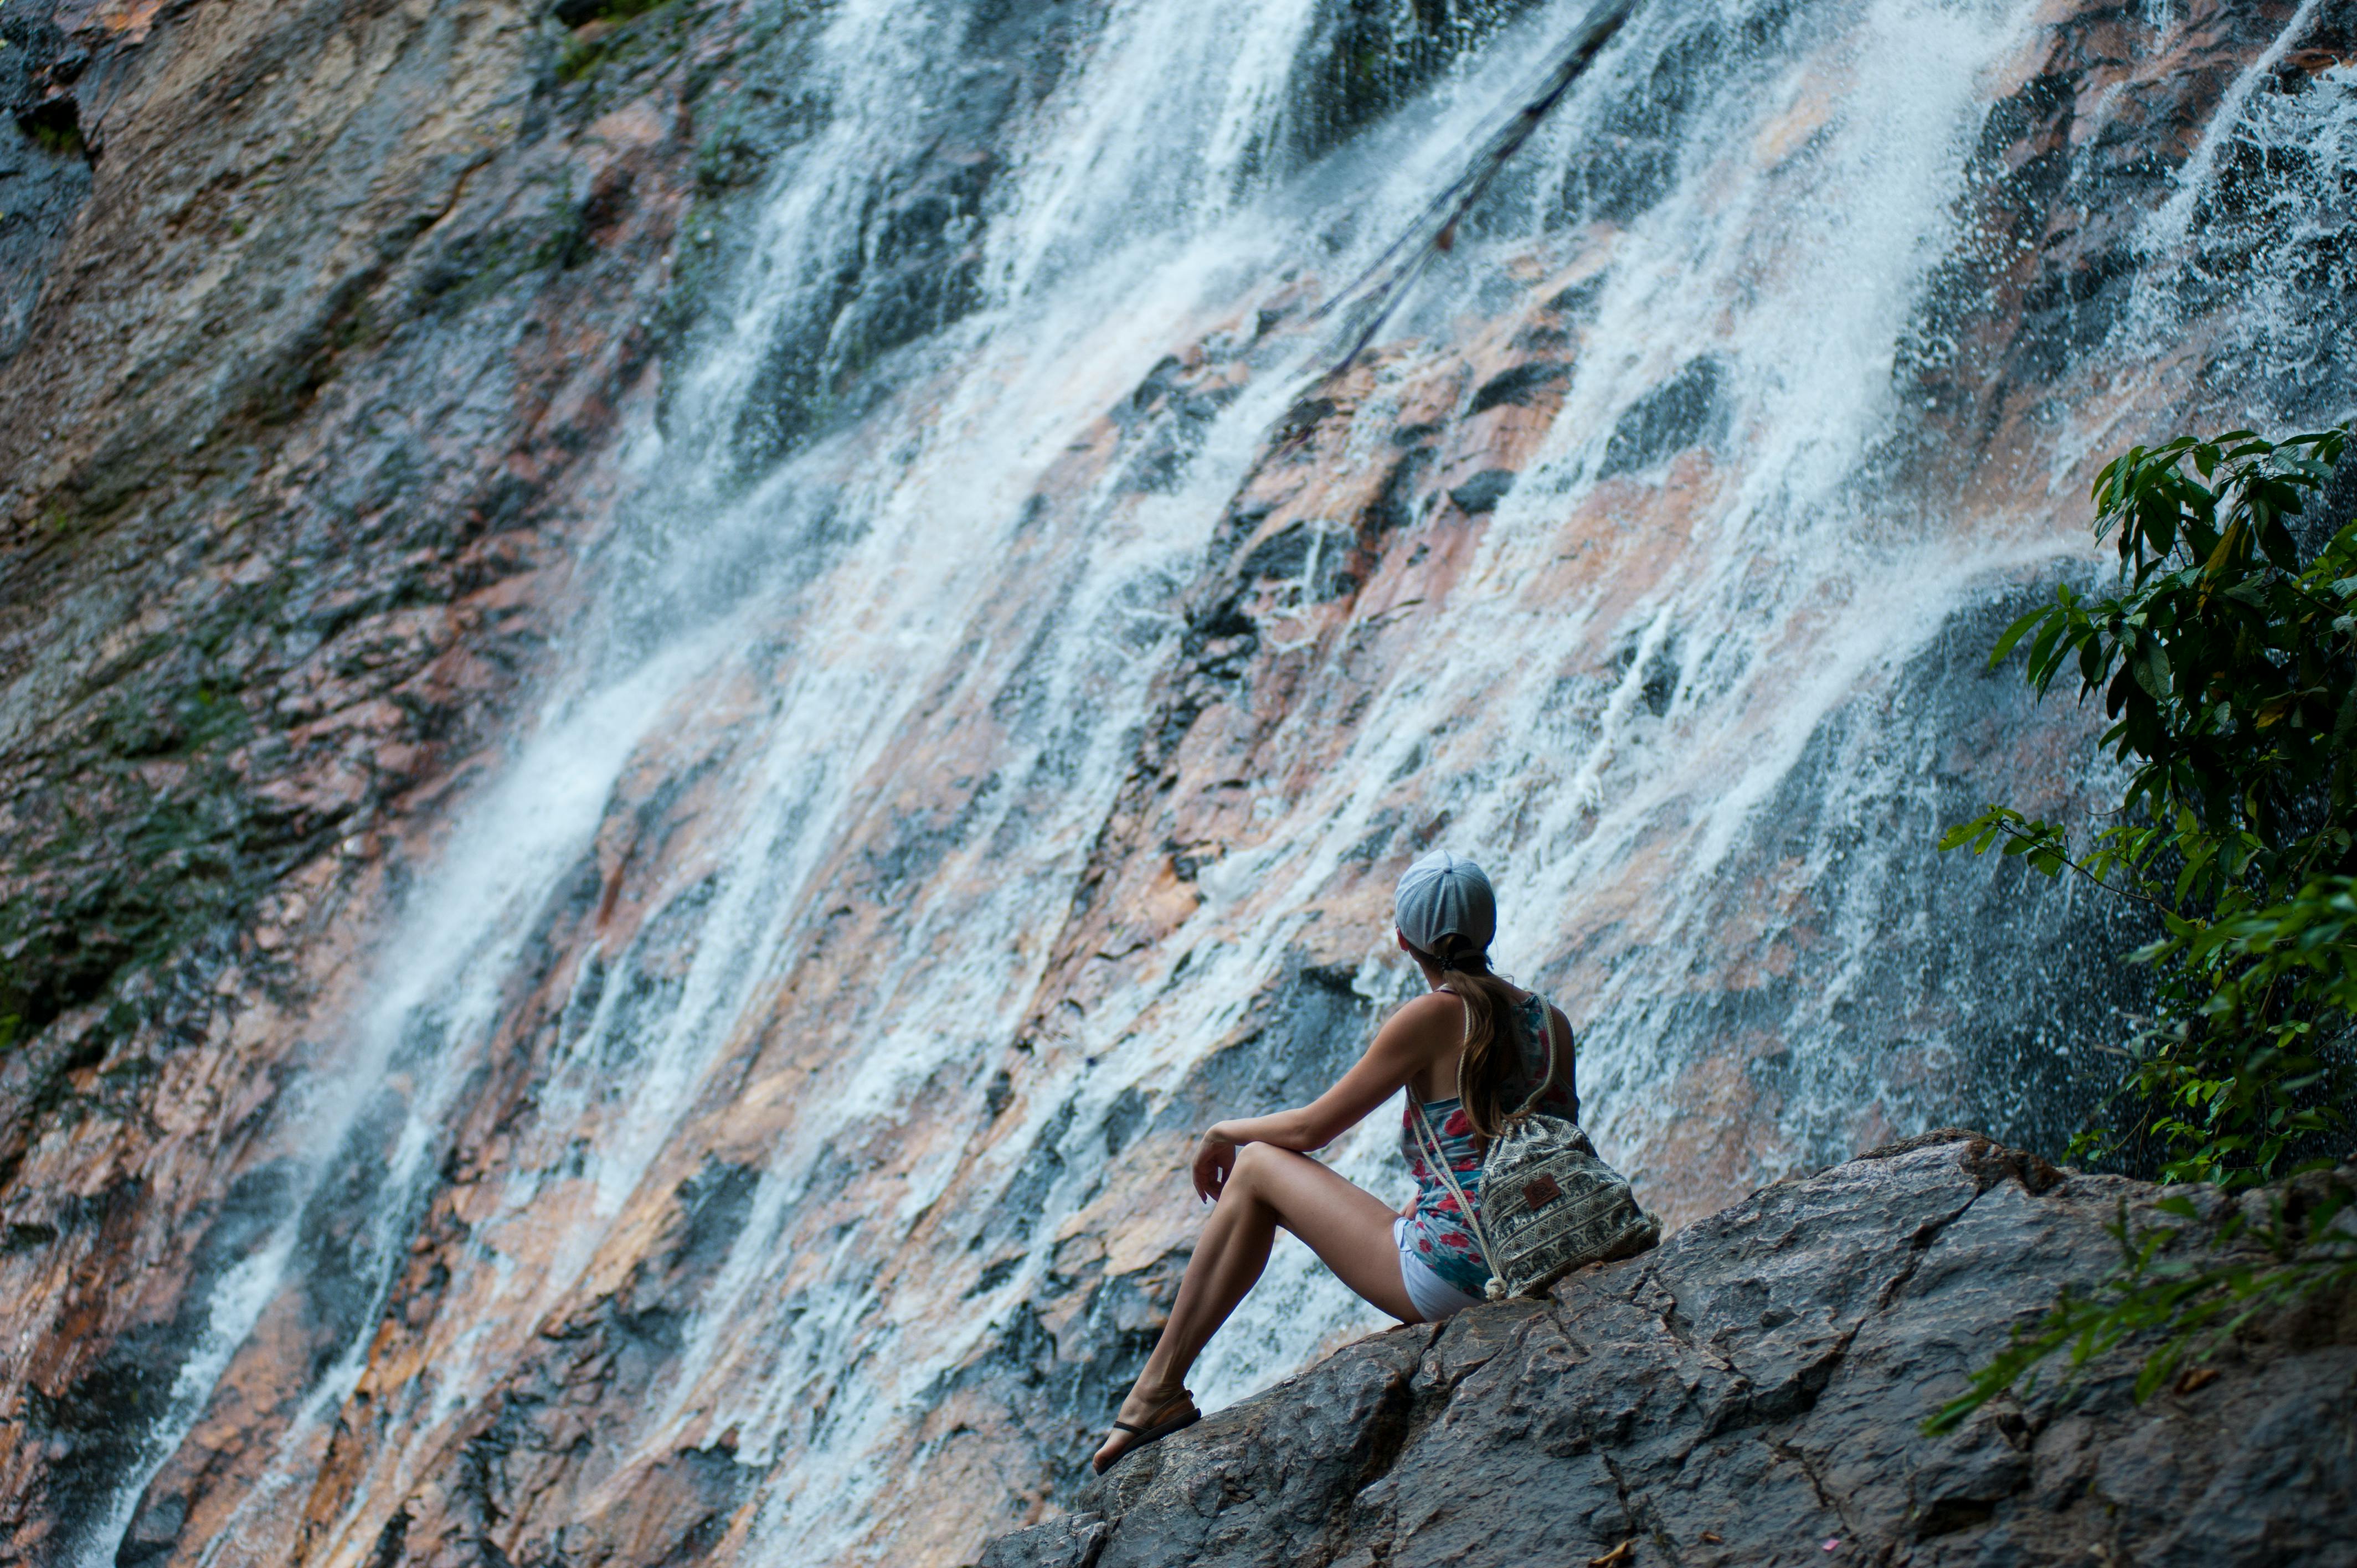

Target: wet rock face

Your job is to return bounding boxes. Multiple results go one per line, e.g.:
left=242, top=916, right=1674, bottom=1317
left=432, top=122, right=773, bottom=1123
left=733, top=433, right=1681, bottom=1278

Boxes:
left=982, top=1136, right=2357, bottom=1568
left=0, top=1, right=97, bottom=363
left=0, top=0, right=724, bottom=1554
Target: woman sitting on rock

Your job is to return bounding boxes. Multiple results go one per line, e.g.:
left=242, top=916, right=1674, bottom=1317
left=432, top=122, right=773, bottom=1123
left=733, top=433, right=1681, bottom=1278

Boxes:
left=1093, top=849, right=1578, bottom=1474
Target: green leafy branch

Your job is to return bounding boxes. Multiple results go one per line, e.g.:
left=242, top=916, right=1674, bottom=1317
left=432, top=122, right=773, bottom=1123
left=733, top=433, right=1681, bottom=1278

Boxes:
left=1926, top=1175, right=2357, bottom=1433
left=1932, top=424, right=2356, bottom=1435
left=1944, top=425, right=2356, bottom=1190
left=1977, top=429, right=2355, bottom=916
left=1937, top=807, right=2164, bottom=910
left=2103, top=876, right=2357, bottom=1187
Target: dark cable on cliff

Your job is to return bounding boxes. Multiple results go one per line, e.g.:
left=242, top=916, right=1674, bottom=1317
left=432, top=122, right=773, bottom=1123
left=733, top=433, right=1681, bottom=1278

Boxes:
left=1313, top=0, right=1639, bottom=378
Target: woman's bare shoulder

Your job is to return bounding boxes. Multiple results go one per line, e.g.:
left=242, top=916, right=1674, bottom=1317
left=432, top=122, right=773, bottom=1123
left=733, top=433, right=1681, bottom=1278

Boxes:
left=1385, top=989, right=1463, bottom=1041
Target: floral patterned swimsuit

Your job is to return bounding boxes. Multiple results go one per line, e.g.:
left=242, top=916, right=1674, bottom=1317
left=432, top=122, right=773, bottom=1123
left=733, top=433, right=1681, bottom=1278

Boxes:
left=1398, top=992, right=1578, bottom=1296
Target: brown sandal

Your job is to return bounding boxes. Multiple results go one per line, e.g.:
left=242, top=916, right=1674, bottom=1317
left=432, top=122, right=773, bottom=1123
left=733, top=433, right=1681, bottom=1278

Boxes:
left=1092, top=1390, right=1200, bottom=1474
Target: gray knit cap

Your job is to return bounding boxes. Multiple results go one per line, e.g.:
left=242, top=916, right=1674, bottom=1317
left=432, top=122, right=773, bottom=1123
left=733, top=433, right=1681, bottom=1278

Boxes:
left=1392, top=849, right=1496, bottom=956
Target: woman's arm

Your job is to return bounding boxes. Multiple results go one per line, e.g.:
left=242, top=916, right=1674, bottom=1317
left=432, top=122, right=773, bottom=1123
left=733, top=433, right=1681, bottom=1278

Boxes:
left=1192, top=991, right=1462, bottom=1201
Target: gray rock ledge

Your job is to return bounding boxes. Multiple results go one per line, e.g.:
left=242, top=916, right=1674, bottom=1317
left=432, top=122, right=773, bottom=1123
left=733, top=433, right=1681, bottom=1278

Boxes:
left=978, top=1132, right=2356, bottom=1568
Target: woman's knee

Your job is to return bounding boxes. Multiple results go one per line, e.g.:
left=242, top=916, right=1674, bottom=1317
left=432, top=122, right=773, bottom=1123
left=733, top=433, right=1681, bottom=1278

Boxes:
left=1228, top=1141, right=1297, bottom=1192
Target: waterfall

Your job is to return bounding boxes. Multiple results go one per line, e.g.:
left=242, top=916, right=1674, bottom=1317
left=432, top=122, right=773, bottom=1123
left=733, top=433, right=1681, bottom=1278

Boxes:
left=76, top=0, right=2354, bottom=1562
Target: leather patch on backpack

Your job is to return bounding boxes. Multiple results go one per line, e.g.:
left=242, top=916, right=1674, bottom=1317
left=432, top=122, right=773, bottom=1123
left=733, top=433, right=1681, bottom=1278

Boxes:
left=1522, top=1173, right=1562, bottom=1208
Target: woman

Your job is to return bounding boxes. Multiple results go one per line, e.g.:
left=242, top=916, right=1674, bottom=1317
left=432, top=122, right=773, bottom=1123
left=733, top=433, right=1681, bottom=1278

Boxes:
left=1092, top=849, right=1578, bottom=1474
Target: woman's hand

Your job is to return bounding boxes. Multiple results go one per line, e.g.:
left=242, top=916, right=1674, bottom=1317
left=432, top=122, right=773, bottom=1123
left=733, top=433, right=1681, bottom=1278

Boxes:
left=1192, top=1128, right=1237, bottom=1203
left=1398, top=1193, right=1417, bottom=1220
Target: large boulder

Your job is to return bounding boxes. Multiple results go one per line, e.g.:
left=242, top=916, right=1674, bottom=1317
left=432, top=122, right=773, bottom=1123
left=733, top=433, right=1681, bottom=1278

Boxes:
left=981, top=1133, right=2357, bottom=1568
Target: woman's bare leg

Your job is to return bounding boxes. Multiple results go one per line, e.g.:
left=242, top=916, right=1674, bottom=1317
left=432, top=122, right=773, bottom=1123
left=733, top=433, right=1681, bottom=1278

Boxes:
left=1094, top=1144, right=1413, bottom=1469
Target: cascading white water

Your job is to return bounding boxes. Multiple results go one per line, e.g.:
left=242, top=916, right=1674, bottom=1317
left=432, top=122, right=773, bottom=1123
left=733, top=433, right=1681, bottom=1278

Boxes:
left=83, top=1, right=2354, bottom=1563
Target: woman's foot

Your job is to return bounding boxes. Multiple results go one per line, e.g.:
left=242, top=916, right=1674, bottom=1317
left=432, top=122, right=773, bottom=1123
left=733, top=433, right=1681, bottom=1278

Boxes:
left=1090, top=1382, right=1199, bottom=1475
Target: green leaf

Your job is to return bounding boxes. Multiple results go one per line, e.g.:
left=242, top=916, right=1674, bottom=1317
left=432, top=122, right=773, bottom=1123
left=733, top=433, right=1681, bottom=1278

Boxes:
left=1989, top=606, right=2051, bottom=669
left=2258, top=514, right=2303, bottom=572
left=2025, top=614, right=2067, bottom=684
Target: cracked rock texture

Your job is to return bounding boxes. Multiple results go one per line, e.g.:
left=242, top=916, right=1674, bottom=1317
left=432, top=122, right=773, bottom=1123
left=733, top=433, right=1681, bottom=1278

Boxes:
left=982, top=1135, right=2357, bottom=1568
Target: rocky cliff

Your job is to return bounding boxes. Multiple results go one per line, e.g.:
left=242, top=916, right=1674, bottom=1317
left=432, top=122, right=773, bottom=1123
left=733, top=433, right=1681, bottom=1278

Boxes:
left=2, top=1, right=2353, bottom=1565
left=984, top=1133, right=2357, bottom=1568
left=1, top=1, right=722, bottom=1557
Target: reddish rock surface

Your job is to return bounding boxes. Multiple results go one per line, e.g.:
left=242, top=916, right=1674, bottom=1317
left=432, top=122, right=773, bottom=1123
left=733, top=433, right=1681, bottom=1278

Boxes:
left=1, top=0, right=706, bottom=1556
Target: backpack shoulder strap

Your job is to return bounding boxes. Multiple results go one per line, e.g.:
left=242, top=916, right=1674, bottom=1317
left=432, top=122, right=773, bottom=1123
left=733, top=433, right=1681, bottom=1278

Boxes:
left=1508, top=994, right=1562, bottom=1119
left=1408, top=1092, right=1498, bottom=1283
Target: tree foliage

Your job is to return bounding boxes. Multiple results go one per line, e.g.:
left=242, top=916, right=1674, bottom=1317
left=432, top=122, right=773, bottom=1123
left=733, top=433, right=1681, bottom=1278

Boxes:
left=1944, top=427, right=2356, bottom=1187
left=1929, top=426, right=2356, bottom=1431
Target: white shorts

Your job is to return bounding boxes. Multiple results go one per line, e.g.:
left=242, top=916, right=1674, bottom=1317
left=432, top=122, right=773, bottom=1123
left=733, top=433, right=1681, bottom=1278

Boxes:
left=1393, top=1215, right=1485, bottom=1322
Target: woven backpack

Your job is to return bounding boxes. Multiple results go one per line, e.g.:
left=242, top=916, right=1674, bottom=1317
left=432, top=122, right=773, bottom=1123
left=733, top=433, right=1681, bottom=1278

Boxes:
left=1410, top=997, right=1660, bottom=1299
